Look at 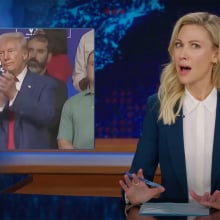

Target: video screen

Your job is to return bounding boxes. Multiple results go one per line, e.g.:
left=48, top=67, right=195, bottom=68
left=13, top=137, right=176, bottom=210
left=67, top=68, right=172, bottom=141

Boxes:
left=0, top=28, right=94, bottom=150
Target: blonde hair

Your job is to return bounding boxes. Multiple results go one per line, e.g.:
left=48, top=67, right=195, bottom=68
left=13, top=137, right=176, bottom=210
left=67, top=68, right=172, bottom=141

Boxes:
left=158, top=12, right=220, bottom=125
left=0, top=32, right=28, bottom=52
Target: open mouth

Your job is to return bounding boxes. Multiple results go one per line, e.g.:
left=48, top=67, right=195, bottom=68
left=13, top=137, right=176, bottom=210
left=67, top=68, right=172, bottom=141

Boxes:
left=180, top=66, right=191, bottom=71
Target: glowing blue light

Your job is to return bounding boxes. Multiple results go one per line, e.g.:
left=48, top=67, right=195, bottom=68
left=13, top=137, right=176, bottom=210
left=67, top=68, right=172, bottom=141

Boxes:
left=28, top=0, right=164, bottom=70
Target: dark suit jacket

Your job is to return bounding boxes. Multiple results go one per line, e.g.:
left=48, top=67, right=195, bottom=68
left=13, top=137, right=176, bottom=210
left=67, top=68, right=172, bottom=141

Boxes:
left=0, top=71, right=58, bottom=149
left=129, top=92, right=220, bottom=202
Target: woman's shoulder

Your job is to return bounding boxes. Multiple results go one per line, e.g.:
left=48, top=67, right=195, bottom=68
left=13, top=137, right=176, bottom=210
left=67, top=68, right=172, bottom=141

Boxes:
left=147, top=93, right=159, bottom=103
left=147, top=93, right=160, bottom=111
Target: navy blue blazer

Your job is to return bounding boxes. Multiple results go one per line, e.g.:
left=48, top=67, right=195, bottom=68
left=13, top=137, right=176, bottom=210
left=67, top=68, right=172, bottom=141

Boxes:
left=130, top=93, right=220, bottom=202
left=0, top=71, right=58, bottom=149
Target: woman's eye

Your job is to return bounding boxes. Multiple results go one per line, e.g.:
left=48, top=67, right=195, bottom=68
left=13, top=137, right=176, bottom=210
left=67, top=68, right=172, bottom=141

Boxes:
left=192, top=43, right=200, bottom=49
left=174, top=42, right=181, bottom=48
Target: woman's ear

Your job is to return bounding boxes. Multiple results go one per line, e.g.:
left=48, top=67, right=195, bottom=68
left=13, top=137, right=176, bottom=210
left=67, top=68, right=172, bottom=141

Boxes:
left=212, top=49, right=218, bottom=64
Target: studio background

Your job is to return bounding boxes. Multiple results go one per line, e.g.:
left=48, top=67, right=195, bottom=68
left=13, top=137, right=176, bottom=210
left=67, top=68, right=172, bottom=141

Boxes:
left=1, top=0, right=219, bottom=139
left=0, top=0, right=220, bottom=219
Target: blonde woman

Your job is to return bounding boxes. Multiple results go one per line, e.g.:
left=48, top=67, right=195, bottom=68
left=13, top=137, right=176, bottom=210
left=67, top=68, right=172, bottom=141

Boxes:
left=120, top=12, right=220, bottom=210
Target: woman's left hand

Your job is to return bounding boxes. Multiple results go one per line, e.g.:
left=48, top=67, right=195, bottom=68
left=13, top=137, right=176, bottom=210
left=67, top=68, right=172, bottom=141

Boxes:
left=190, top=190, right=220, bottom=210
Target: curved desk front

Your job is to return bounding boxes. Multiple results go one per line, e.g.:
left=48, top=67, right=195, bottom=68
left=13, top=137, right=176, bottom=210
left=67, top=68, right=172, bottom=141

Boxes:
left=0, top=139, right=161, bottom=197
left=0, top=194, right=219, bottom=219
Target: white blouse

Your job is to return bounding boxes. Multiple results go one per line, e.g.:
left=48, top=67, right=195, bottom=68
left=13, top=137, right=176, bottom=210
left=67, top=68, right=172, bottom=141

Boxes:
left=183, top=87, right=217, bottom=200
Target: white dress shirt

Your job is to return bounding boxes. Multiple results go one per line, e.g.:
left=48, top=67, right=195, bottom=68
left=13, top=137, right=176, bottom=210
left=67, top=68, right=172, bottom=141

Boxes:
left=183, top=87, right=216, bottom=200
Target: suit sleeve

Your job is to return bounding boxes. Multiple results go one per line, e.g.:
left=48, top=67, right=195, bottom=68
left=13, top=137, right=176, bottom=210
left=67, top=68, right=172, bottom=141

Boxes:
left=11, top=76, right=58, bottom=127
left=129, top=94, right=159, bottom=181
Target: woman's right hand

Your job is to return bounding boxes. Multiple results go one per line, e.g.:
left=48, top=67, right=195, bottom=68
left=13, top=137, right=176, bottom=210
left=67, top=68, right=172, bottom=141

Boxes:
left=119, top=168, right=165, bottom=205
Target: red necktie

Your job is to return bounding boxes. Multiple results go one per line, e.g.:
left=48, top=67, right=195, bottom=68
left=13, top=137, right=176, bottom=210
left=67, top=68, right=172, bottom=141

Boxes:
left=7, top=76, right=18, bottom=150
left=7, top=110, right=15, bottom=150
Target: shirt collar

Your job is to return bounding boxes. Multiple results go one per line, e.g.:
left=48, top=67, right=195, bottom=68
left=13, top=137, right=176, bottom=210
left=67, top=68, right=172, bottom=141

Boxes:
left=82, top=87, right=94, bottom=96
left=16, top=66, right=28, bottom=91
left=184, top=87, right=217, bottom=115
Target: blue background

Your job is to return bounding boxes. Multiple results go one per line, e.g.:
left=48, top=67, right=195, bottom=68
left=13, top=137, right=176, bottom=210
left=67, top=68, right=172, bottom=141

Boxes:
left=0, top=0, right=220, bottom=219
left=1, top=0, right=220, bottom=138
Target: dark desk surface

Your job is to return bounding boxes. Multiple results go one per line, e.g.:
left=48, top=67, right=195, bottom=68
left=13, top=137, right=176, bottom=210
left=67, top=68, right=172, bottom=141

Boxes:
left=0, top=194, right=125, bottom=220
left=0, top=194, right=220, bottom=220
left=126, top=206, right=220, bottom=220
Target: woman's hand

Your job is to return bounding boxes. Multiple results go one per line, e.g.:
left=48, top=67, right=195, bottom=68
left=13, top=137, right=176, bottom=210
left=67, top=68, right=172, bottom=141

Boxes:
left=190, top=190, right=220, bottom=210
left=119, top=168, right=165, bottom=205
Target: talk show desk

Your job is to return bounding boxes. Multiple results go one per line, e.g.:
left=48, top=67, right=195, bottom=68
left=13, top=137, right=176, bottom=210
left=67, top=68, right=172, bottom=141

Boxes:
left=1, top=194, right=219, bottom=219
left=0, top=139, right=161, bottom=197
left=0, top=139, right=219, bottom=219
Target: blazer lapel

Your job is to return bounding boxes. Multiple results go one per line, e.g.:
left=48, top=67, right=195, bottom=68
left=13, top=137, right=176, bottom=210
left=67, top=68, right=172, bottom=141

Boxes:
left=14, top=73, right=33, bottom=131
left=166, top=111, right=188, bottom=196
left=20, top=72, right=33, bottom=91
left=211, top=91, right=220, bottom=192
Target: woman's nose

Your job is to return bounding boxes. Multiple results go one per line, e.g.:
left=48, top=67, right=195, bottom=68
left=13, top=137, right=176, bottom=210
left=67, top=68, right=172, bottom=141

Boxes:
left=179, top=47, right=188, bottom=60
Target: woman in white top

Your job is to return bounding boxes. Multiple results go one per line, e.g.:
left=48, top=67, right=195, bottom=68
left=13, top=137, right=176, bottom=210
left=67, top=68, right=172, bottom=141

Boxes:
left=119, top=12, right=220, bottom=210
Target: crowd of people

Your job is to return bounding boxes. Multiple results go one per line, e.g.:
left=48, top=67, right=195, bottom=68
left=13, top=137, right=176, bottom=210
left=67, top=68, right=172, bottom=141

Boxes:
left=0, top=29, right=94, bottom=150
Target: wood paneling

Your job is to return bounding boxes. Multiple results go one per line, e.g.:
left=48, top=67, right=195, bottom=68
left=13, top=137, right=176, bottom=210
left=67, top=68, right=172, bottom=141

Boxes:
left=0, top=139, right=161, bottom=197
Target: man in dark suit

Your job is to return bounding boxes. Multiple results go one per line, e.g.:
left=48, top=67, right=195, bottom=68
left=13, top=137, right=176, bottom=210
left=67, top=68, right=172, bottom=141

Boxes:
left=0, top=32, right=58, bottom=149
left=27, top=33, right=67, bottom=148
